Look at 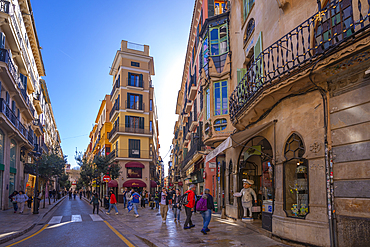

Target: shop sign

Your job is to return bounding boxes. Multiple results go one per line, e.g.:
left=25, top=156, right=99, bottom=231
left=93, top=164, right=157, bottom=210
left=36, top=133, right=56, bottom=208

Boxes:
left=103, top=175, right=111, bottom=183
left=203, top=171, right=206, bottom=179
left=209, top=162, right=216, bottom=168
left=178, top=181, right=183, bottom=186
left=72, top=181, right=76, bottom=185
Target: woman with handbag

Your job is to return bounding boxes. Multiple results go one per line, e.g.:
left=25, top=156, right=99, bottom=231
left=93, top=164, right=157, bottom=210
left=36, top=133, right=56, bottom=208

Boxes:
left=172, top=189, right=181, bottom=222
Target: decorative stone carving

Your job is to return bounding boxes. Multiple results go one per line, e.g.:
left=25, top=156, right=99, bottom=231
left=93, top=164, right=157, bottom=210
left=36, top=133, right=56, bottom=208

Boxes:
left=276, top=0, right=290, bottom=8
left=310, top=163, right=325, bottom=170
left=310, top=142, right=321, bottom=153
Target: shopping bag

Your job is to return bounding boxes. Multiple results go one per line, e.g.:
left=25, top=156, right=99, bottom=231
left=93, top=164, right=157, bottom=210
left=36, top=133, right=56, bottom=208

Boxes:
left=127, top=201, right=133, bottom=212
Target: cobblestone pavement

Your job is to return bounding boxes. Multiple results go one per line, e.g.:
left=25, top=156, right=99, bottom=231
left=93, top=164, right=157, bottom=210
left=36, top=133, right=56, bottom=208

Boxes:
left=0, top=197, right=65, bottom=244
left=102, top=203, right=291, bottom=247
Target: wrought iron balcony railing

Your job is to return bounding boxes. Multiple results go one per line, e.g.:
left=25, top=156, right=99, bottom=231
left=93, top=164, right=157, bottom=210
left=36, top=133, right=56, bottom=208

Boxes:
left=0, top=1, right=10, bottom=13
left=108, top=149, right=151, bottom=159
left=108, top=124, right=152, bottom=140
left=109, top=100, right=119, bottom=120
left=230, top=0, right=370, bottom=122
left=0, top=98, right=29, bottom=140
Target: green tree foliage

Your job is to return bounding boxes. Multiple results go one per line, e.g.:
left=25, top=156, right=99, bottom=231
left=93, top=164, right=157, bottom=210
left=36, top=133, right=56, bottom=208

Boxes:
left=76, top=178, right=84, bottom=191
left=59, top=173, right=71, bottom=190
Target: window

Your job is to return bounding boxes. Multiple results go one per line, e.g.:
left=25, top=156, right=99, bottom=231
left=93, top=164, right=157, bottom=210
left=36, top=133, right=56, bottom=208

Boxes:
left=0, top=129, right=4, bottom=164
left=214, top=0, right=227, bottom=15
left=201, top=35, right=209, bottom=76
left=210, top=24, right=228, bottom=56
left=243, top=0, right=255, bottom=21
left=244, top=18, right=255, bottom=44
left=11, top=100, right=15, bottom=112
left=214, top=118, right=227, bottom=131
left=131, top=61, right=140, bottom=67
left=10, top=139, right=16, bottom=168
left=129, top=139, right=140, bottom=158
left=128, top=72, right=143, bottom=87
left=214, top=81, right=228, bottom=115
left=6, top=91, right=9, bottom=105
left=149, top=121, right=153, bottom=132
left=205, top=87, right=210, bottom=119
left=149, top=99, right=153, bottom=111
left=127, top=167, right=142, bottom=178
left=283, top=133, right=308, bottom=218
left=127, top=93, right=143, bottom=110
left=314, top=0, right=353, bottom=54
left=125, top=116, right=144, bottom=129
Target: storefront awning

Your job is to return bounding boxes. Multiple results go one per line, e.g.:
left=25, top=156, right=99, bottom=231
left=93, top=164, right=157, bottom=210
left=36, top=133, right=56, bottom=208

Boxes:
left=122, top=179, right=147, bottom=188
left=150, top=180, right=157, bottom=188
left=125, top=162, right=145, bottom=168
left=108, top=180, right=118, bottom=187
left=205, top=121, right=275, bottom=163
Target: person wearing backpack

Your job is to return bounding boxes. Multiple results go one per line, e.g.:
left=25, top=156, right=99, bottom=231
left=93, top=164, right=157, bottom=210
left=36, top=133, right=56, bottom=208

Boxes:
left=183, top=184, right=196, bottom=229
left=196, top=189, right=215, bottom=234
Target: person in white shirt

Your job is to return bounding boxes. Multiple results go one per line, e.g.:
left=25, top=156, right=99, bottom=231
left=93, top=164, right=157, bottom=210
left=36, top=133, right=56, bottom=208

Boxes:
left=15, top=191, right=29, bottom=214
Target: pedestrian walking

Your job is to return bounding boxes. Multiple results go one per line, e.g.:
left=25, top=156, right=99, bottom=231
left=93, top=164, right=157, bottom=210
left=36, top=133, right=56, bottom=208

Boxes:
left=198, top=189, right=215, bottom=234
left=160, top=188, right=171, bottom=224
left=9, top=191, right=18, bottom=213
left=122, top=188, right=129, bottom=209
left=83, top=190, right=86, bottom=197
left=106, top=190, right=119, bottom=215
left=15, top=191, right=29, bottom=214
left=141, top=188, right=147, bottom=208
left=172, top=189, right=182, bottom=222
left=68, top=190, right=72, bottom=200
left=73, top=190, right=77, bottom=200
left=183, top=184, right=196, bottom=229
left=79, top=190, right=82, bottom=200
left=154, top=191, right=160, bottom=209
left=90, top=193, right=102, bottom=214
left=27, top=195, right=33, bottom=208
left=129, top=189, right=141, bottom=217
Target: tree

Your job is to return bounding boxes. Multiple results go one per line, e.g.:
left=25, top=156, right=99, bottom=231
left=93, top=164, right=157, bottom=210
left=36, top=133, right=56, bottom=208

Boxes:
left=59, top=173, right=71, bottom=191
left=36, top=150, right=67, bottom=207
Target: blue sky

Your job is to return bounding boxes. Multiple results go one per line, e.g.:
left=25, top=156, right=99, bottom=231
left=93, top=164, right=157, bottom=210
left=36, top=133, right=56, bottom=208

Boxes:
left=31, top=1, right=195, bottom=170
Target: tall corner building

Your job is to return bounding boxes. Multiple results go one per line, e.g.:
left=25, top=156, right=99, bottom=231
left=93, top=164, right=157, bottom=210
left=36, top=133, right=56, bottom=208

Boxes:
left=108, top=40, right=159, bottom=194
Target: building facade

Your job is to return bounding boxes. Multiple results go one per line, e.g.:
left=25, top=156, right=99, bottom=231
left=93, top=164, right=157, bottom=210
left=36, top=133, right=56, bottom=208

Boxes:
left=108, top=40, right=160, bottom=197
left=171, top=0, right=370, bottom=246
left=0, top=0, right=62, bottom=210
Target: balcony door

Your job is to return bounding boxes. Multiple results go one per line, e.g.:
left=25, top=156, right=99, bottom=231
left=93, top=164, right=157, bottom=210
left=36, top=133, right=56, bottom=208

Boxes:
left=127, top=93, right=143, bottom=110
left=129, top=139, right=140, bottom=158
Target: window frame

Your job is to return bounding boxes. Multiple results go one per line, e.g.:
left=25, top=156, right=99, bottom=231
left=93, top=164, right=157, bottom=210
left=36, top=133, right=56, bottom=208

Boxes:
left=209, top=23, right=229, bottom=57
left=205, top=87, right=210, bottom=120
left=283, top=133, right=309, bottom=219
left=213, top=80, right=228, bottom=116
left=128, top=139, right=140, bottom=158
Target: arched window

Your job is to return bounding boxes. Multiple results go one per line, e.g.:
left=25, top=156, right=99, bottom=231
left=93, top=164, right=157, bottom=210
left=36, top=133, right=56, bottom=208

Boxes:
left=244, top=18, right=255, bottom=44
left=283, top=133, right=308, bottom=218
left=228, top=160, right=233, bottom=205
left=10, top=139, right=16, bottom=168
left=0, top=129, right=4, bottom=164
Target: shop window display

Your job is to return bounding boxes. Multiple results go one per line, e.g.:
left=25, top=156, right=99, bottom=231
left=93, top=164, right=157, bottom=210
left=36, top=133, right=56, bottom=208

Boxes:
left=283, top=133, right=308, bottom=218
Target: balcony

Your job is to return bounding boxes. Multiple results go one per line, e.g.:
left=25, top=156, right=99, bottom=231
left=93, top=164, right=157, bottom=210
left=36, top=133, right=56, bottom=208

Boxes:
left=126, top=100, right=144, bottom=111
left=126, top=77, right=144, bottom=89
left=42, top=141, right=49, bottom=154
left=108, top=124, right=152, bottom=140
left=185, top=100, right=192, bottom=114
left=229, top=0, right=370, bottom=123
left=108, top=149, right=151, bottom=160
left=110, top=77, right=120, bottom=99
left=109, top=100, right=119, bottom=120
left=181, top=137, right=205, bottom=169
left=0, top=98, right=32, bottom=145
left=0, top=1, right=10, bottom=13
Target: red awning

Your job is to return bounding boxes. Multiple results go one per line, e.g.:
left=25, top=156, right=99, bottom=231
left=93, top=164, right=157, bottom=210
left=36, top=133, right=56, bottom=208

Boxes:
left=125, top=162, right=145, bottom=168
left=122, top=179, right=147, bottom=188
left=150, top=180, right=157, bottom=188
left=108, top=180, right=118, bottom=187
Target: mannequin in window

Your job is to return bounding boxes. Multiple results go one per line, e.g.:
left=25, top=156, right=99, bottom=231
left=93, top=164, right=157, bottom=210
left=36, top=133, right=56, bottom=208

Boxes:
left=238, top=179, right=257, bottom=219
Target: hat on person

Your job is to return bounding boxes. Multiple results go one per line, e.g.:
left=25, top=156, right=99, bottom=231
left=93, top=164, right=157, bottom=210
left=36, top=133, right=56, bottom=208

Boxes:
left=242, top=179, right=254, bottom=185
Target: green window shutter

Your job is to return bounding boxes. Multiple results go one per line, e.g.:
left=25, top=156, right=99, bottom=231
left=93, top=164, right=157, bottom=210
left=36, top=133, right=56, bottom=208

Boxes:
left=139, top=117, right=144, bottom=129
left=139, top=95, right=143, bottom=110
left=125, top=116, right=129, bottom=127
left=128, top=72, right=131, bottom=86
left=254, top=32, right=263, bottom=88
left=237, top=69, right=242, bottom=83
left=208, top=0, right=214, bottom=17
left=139, top=74, right=143, bottom=87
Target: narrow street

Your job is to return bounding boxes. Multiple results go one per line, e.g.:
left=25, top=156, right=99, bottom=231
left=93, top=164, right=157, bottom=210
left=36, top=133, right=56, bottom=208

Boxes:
left=3, top=197, right=138, bottom=247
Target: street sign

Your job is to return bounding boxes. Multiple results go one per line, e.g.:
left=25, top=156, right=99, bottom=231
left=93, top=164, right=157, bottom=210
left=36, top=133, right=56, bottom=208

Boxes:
left=103, top=175, right=111, bottom=183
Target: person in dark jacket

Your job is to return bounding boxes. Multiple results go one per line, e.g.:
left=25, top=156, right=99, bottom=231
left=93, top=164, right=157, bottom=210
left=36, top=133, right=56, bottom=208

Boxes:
left=90, top=193, right=101, bottom=214
left=160, top=188, right=171, bottom=224
left=200, top=188, right=215, bottom=234
left=9, top=191, right=18, bottom=213
left=172, top=189, right=182, bottom=222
